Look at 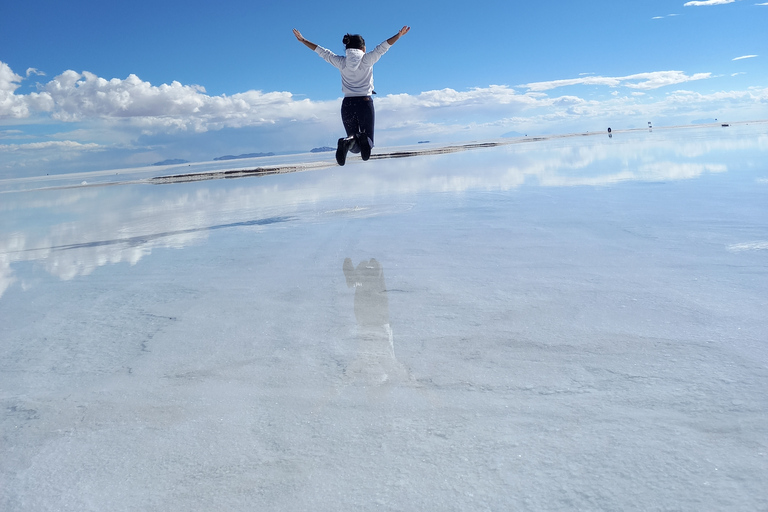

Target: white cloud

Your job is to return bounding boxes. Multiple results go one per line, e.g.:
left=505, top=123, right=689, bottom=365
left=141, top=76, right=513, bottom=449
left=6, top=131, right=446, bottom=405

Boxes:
left=1, top=129, right=26, bottom=139
left=5, top=62, right=701, bottom=140
left=26, top=68, right=46, bottom=77
left=732, top=55, right=758, bottom=60
left=1, top=61, right=28, bottom=118
left=727, top=241, right=768, bottom=252
left=2, top=59, right=768, bottom=177
left=2, top=64, right=336, bottom=134
left=0, top=60, right=734, bottom=146
left=684, top=0, right=735, bottom=5
left=0, top=140, right=102, bottom=152
left=41, top=71, right=317, bottom=130
left=0, top=62, right=22, bottom=93
left=520, top=71, right=711, bottom=92
left=378, top=85, right=537, bottom=112
left=1, top=62, right=55, bottom=118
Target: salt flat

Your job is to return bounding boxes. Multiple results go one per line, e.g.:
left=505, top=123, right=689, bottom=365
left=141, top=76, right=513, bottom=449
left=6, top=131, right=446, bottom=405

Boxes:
left=1, top=124, right=767, bottom=511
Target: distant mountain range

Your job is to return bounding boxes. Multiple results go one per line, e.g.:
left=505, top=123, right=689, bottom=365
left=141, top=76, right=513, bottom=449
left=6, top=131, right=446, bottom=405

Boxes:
left=214, top=152, right=275, bottom=161
left=310, top=146, right=335, bottom=153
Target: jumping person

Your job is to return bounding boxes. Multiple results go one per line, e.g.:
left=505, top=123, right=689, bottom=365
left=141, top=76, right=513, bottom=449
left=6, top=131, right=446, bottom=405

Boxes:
left=292, top=26, right=410, bottom=166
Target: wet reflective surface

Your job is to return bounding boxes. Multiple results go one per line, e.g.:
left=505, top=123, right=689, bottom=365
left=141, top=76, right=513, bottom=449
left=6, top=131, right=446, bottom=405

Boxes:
left=2, top=124, right=767, bottom=510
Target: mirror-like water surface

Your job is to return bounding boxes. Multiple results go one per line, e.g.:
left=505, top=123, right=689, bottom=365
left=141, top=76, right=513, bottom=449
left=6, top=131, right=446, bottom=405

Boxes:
left=1, top=124, right=767, bottom=510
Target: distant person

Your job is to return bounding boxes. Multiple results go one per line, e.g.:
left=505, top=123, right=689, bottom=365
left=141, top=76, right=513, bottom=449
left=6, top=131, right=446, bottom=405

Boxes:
left=292, top=26, right=411, bottom=166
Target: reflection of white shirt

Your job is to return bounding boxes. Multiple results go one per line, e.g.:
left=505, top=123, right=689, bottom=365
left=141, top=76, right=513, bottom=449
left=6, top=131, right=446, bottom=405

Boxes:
left=314, top=42, right=391, bottom=97
left=343, top=258, right=389, bottom=327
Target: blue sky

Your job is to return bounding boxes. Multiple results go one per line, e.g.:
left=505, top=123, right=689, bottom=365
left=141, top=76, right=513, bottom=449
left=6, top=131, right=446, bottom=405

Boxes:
left=1, top=0, right=766, bottom=176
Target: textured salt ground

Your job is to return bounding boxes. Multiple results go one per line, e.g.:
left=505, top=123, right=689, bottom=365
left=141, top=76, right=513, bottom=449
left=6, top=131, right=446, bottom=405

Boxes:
left=1, top=124, right=767, bottom=511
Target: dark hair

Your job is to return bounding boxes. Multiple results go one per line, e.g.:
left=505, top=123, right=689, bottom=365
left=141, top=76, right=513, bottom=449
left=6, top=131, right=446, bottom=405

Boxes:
left=342, top=33, right=365, bottom=50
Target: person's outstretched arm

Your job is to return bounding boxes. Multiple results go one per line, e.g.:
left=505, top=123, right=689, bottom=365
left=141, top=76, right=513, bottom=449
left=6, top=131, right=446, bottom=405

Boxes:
left=293, top=29, right=318, bottom=51
left=386, top=26, right=410, bottom=46
left=298, top=29, right=345, bottom=68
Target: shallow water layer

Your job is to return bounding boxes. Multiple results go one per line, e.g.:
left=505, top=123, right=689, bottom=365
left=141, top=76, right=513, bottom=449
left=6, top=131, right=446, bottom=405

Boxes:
left=1, top=124, right=767, bottom=511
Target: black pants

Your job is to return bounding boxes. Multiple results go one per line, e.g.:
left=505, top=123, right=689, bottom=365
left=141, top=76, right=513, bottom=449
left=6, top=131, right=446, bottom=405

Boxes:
left=341, top=96, right=374, bottom=154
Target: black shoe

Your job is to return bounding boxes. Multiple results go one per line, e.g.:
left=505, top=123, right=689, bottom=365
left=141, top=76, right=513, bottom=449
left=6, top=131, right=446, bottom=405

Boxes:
left=336, top=137, right=348, bottom=166
left=358, top=133, right=371, bottom=161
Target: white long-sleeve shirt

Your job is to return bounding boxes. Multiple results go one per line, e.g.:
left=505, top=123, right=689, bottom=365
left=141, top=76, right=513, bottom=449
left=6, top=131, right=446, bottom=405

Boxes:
left=314, top=41, right=391, bottom=97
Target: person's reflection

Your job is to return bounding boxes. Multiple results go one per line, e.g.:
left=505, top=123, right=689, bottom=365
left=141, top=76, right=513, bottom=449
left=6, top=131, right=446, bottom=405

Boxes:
left=342, top=258, right=408, bottom=391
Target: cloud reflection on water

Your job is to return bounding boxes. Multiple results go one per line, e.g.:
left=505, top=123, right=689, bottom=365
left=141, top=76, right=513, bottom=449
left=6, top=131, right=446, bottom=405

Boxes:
left=1, top=125, right=766, bottom=300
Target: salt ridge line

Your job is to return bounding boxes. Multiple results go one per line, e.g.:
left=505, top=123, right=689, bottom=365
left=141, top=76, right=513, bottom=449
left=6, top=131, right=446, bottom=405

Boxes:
left=147, top=120, right=766, bottom=184
left=148, top=139, right=550, bottom=184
